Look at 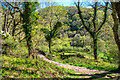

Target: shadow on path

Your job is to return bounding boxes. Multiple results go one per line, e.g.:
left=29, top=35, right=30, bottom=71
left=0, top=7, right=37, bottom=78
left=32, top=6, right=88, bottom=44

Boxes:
left=38, top=54, right=120, bottom=80
left=68, top=71, right=120, bottom=80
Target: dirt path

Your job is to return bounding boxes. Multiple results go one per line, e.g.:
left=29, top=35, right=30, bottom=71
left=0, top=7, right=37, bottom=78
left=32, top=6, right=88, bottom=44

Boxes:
left=38, top=54, right=120, bottom=79
left=38, top=54, right=107, bottom=74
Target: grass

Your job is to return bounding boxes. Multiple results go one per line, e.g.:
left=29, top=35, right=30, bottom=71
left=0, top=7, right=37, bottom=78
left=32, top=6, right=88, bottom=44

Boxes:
left=1, top=39, right=76, bottom=78
left=2, top=37, right=119, bottom=79
left=3, top=53, right=116, bottom=79
left=2, top=54, right=77, bottom=78
left=52, top=52, right=118, bottom=71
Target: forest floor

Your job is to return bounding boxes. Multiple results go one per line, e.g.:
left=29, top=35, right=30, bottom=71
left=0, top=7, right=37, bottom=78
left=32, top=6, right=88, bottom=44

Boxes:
left=38, top=54, right=120, bottom=79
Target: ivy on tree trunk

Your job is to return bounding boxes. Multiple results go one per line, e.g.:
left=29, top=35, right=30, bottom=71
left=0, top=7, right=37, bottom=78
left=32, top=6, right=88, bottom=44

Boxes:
left=22, top=2, right=38, bottom=57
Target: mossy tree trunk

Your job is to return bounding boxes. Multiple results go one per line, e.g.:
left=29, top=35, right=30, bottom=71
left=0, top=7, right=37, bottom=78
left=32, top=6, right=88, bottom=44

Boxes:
left=5, top=2, right=38, bottom=57
left=111, top=2, right=120, bottom=71
left=23, top=2, right=33, bottom=56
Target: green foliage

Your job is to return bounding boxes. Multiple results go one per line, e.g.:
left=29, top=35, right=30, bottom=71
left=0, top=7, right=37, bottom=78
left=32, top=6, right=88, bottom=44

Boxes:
left=41, top=21, right=62, bottom=53
left=41, top=21, right=62, bottom=41
left=57, top=47, right=82, bottom=53
left=38, top=6, right=117, bottom=62
left=52, top=37, right=71, bottom=52
left=3, top=35, right=18, bottom=49
left=53, top=54, right=118, bottom=71
left=2, top=54, right=75, bottom=78
left=2, top=37, right=76, bottom=78
left=2, top=3, right=120, bottom=79
left=21, top=2, right=39, bottom=55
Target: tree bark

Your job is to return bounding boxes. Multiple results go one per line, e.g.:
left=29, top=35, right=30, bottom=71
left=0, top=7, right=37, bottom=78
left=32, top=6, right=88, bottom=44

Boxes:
left=23, top=2, right=33, bottom=57
left=12, top=5, right=16, bottom=36
left=111, top=2, right=120, bottom=71
left=116, top=1, right=120, bottom=71
left=118, top=51, right=120, bottom=70
left=113, top=23, right=120, bottom=70
left=27, top=40, right=32, bottom=56
left=12, top=2, right=18, bottom=36
left=3, top=11, right=8, bottom=33
left=49, top=40, right=51, bottom=53
left=3, top=12, right=6, bottom=31
left=93, top=36, right=97, bottom=61
left=116, top=2, right=120, bottom=22
left=12, top=17, right=16, bottom=36
left=25, top=30, right=32, bottom=57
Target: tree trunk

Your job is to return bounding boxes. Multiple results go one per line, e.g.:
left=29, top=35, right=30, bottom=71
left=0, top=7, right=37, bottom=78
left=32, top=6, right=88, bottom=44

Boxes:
left=3, top=11, right=7, bottom=33
left=113, top=26, right=120, bottom=71
left=93, top=36, right=97, bottom=61
left=115, top=1, right=120, bottom=71
left=12, top=10, right=16, bottom=36
left=113, top=24, right=120, bottom=70
left=12, top=2, right=17, bottom=36
left=3, top=12, right=6, bottom=31
left=23, top=2, right=33, bottom=57
left=27, top=41, right=32, bottom=56
left=111, top=2, right=120, bottom=71
left=116, top=2, right=120, bottom=22
left=26, top=34, right=32, bottom=56
left=12, top=18, right=16, bottom=36
left=118, top=51, right=120, bottom=71
left=49, top=40, right=51, bottom=53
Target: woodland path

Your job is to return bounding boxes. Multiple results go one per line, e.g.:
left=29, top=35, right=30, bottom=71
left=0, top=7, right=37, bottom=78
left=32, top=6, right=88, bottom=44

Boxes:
left=38, top=54, right=120, bottom=79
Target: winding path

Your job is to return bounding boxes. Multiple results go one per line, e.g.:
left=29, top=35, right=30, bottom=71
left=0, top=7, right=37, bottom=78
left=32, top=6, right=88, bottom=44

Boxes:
left=38, top=54, right=108, bottom=74
left=38, top=54, right=120, bottom=79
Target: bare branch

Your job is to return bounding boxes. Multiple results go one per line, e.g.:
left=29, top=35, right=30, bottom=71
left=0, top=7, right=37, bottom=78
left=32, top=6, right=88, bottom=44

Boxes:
left=92, top=2, right=97, bottom=32
left=96, top=2, right=108, bottom=34
left=75, top=0, right=93, bottom=36
left=98, top=5, right=112, bottom=10
left=74, top=2, right=77, bottom=7
left=6, top=1, right=22, bottom=15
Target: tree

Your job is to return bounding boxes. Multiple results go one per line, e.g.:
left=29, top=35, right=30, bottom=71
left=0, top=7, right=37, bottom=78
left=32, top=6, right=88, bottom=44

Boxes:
left=22, top=2, right=39, bottom=57
left=0, top=1, right=25, bottom=43
left=41, top=21, right=62, bottom=53
left=1, top=2, right=12, bottom=34
left=6, top=1, right=39, bottom=57
left=111, top=1, right=120, bottom=71
left=39, top=2, right=67, bottom=53
left=0, top=1, right=21, bottom=36
left=11, top=2, right=21, bottom=36
left=75, top=1, right=108, bottom=61
left=0, top=3, right=4, bottom=32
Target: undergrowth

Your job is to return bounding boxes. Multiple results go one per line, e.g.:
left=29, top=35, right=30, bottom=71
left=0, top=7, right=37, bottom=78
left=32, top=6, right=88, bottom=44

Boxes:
left=52, top=53, right=118, bottom=72
left=2, top=54, right=76, bottom=78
